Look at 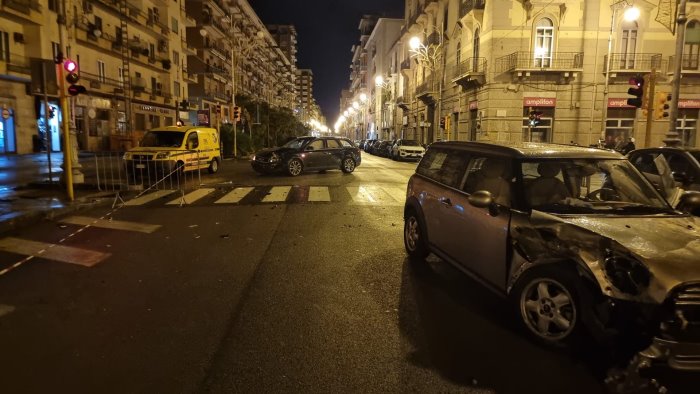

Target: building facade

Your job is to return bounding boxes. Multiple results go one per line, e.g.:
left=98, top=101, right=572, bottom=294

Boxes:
left=340, top=0, right=700, bottom=149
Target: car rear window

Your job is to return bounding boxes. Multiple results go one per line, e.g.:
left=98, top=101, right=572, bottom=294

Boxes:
left=326, top=139, right=342, bottom=148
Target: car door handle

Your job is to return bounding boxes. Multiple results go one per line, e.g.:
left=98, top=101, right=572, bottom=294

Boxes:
left=439, top=197, right=452, bottom=206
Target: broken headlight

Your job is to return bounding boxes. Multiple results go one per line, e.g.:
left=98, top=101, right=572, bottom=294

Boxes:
left=604, top=255, right=651, bottom=295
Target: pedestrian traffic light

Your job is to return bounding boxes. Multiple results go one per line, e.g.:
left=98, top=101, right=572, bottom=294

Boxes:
left=233, top=106, right=241, bottom=121
left=216, top=104, right=221, bottom=114
left=528, top=108, right=543, bottom=126
left=439, top=116, right=446, bottom=129
left=653, top=92, right=671, bottom=120
left=626, top=75, right=646, bottom=108
left=64, top=58, right=86, bottom=96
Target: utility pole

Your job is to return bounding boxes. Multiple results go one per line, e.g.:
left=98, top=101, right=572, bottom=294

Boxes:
left=665, top=0, right=688, bottom=147
left=644, top=69, right=656, bottom=148
left=57, top=0, right=74, bottom=200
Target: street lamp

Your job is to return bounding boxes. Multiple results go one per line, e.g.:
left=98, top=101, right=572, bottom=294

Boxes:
left=409, top=25, right=445, bottom=143
left=601, top=1, right=639, bottom=144
left=375, top=75, right=392, bottom=139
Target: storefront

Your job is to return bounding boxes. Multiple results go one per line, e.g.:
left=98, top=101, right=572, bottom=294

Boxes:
left=468, top=100, right=479, bottom=141
left=678, top=99, right=700, bottom=148
left=34, top=97, right=62, bottom=153
left=74, top=96, right=114, bottom=151
left=605, top=98, right=636, bottom=149
left=522, top=97, right=555, bottom=142
left=0, top=104, right=16, bottom=153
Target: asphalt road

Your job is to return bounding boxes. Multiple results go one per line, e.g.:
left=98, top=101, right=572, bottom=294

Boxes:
left=0, top=153, right=689, bottom=393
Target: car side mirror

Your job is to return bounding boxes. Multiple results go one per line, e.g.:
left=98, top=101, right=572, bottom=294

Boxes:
left=677, top=191, right=700, bottom=215
left=468, top=190, right=499, bottom=216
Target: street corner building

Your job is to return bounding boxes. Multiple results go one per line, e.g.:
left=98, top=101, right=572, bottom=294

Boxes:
left=337, top=0, right=700, bottom=150
left=0, top=0, right=308, bottom=155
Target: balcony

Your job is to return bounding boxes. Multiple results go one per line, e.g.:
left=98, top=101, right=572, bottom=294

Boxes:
left=668, top=54, right=700, bottom=75
left=205, top=44, right=228, bottom=62
left=459, top=0, right=485, bottom=18
left=415, top=80, right=437, bottom=105
left=0, top=0, right=42, bottom=25
left=182, top=39, right=196, bottom=55
left=1, top=54, right=31, bottom=75
left=604, top=53, right=662, bottom=75
left=181, top=6, right=196, bottom=27
left=450, top=57, right=486, bottom=88
left=497, top=51, right=583, bottom=80
left=400, top=58, right=412, bottom=72
left=182, top=68, right=198, bottom=83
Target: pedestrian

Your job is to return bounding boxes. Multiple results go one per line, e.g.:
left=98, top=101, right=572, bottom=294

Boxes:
left=621, top=137, right=636, bottom=155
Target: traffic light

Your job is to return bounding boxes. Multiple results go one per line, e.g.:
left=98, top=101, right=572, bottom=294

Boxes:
left=233, top=106, right=241, bottom=121
left=216, top=103, right=221, bottom=114
left=439, top=116, right=446, bottom=129
left=654, top=92, right=671, bottom=120
left=528, top=108, right=543, bottom=127
left=64, top=58, right=86, bottom=96
left=626, top=75, right=646, bottom=108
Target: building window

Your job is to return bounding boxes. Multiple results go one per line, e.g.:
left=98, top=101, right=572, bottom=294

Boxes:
left=149, top=114, right=160, bottom=128
left=620, top=21, right=638, bottom=69
left=685, top=20, right=700, bottom=70
left=0, top=31, right=9, bottom=61
left=174, top=81, right=180, bottom=98
left=456, top=41, right=461, bottom=66
left=171, top=17, right=178, bottom=34
left=534, top=18, right=554, bottom=68
left=473, top=28, right=480, bottom=71
left=51, top=42, right=60, bottom=60
left=172, top=50, right=179, bottom=67
left=118, top=67, right=124, bottom=87
left=48, top=0, right=58, bottom=12
left=97, top=60, right=106, bottom=83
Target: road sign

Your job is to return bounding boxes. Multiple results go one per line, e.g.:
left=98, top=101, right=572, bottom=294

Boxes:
left=1, top=108, right=9, bottom=119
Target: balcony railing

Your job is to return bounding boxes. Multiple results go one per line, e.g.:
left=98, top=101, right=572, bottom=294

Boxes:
left=497, top=51, right=584, bottom=72
left=669, top=54, right=700, bottom=72
left=451, top=57, right=487, bottom=79
left=459, top=0, right=485, bottom=17
left=604, top=53, right=662, bottom=72
left=2, top=53, right=31, bottom=74
left=400, top=58, right=412, bottom=70
left=3, top=0, right=41, bottom=14
left=416, top=80, right=435, bottom=96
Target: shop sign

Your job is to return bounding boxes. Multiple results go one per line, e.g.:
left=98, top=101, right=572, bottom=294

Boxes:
left=75, top=96, right=112, bottom=109
left=523, top=97, right=556, bottom=107
left=607, top=98, right=635, bottom=108
left=138, top=105, right=172, bottom=115
left=469, top=100, right=478, bottom=110
left=679, top=99, right=700, bottom=109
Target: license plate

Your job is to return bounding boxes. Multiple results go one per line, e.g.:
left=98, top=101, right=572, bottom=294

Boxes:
left=136, top=164, right=145, bottom=169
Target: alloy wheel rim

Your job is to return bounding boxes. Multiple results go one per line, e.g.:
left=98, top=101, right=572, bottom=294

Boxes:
left=405, top=217, right=419, bottom=250
left=289, top=160, right=302, bottom=175
left=344, top=159, right=355, bottom=171
left=520, top=278, right=576, bottom=341
left=212, top=160, right=218, bottom=172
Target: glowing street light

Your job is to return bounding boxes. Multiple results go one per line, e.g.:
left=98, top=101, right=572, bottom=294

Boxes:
left=623, top=6, right=640, bottom=22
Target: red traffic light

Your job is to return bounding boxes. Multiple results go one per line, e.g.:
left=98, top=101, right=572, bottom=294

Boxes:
left=63, top=59, right=77, bottom=73
left=67, top=84, right=86, bottom=96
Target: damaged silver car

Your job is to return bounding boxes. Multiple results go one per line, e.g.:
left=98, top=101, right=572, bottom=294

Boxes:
left=404, top=141, right=700, bottom=374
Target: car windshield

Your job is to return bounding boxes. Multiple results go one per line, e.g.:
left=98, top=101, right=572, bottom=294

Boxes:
left=140, top=131, right=185, bottom=147
left=282, top=137, right=314, bottom=149
left=402, top=140, right=421, bottom=146
left=521, top=159, right=673, bottom=215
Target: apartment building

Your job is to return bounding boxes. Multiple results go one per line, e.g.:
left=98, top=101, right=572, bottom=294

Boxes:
left=343, top=0, right=700, bottom=149
left=296, top=68, right=314, bottom=123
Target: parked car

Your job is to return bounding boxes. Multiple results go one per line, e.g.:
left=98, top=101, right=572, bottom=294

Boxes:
left=628, top=147, right=700, bottom=193
left=391, top=139, right=425, bottom=161
left=375, top=141, right=392, bottom=157
left=251, top=136, right=361, bottom=176
left=404, top=141, right=700, bottom=372
left=365, top=140, right=381, bottom=155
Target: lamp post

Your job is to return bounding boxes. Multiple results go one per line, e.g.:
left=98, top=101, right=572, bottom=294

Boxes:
left=409, top=26, right=445, bottom=144
left=601, top=1, right=639, bottom=143
left=375, top=75, right=392, bottom=139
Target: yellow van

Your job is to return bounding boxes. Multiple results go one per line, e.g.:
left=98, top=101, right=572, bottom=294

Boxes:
left=123, top=126, right=221, bottom=175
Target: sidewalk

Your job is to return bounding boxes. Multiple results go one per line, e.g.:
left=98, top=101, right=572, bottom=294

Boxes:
left=0, top=153, right=117, bottom=235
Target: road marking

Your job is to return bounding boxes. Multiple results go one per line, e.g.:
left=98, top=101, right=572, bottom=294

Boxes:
left=262, top=186, right=291, bottom=202
left=0, top=237, right=110, bottom=267
left=347, top=186, right=403, bottom=206
left=215, top=187, right=254, bottom=204
left=60, top=216, right=161, bottom=234
left=166, top=188, right=215, bottom=205
left=0, top=304, right=15, bottom=318
left=308, top=186, right=330, bottom=202
left=381, top=186, right=407, bottom=204
left=124, top=190, right=176, bottom=206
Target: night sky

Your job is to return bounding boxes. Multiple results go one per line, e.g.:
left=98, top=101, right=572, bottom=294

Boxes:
left=250, top=0, right=404, bottom=125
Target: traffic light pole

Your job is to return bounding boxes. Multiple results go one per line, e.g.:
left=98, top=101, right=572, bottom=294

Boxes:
left=57, top=0, right=74, bottom=201
left=643, top=69, right=656, bottom=148
left=666, top=0, right=688, bottom=147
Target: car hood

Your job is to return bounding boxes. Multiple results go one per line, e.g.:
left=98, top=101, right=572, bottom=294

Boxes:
left=517, top=211, right=700, bottom=303
left=255, top=147, right=296, bottom=157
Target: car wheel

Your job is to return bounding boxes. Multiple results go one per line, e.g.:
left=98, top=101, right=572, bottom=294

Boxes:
left=511, top=266, right=589, bottom=347
left=341, top=157, right=356, bottom=173
left=287, top=158, right=303, bottom=176
left=208, top=158, right=219, bottom=174
left=404, top=210, right=429, bottom=260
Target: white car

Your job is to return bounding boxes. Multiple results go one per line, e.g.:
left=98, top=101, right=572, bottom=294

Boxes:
left=391, top=139, right=425, bottom=161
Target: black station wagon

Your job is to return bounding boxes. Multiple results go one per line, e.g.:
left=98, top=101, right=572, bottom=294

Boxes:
left=251, top=136, right=361, bottom=176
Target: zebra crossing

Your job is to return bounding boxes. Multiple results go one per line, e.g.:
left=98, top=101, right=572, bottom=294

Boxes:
left=120, top=184, right=408, bottom=207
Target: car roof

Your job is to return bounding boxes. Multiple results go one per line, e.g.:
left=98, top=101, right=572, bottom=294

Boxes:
left=149, top=126, right=214, bottom=132
left=631, top=146, right=700, bottom=154
left=428, top=141, right=624, bottom=159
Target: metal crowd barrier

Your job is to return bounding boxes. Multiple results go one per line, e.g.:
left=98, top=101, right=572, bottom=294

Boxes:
left=80, top=150, right=206, bottom=206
